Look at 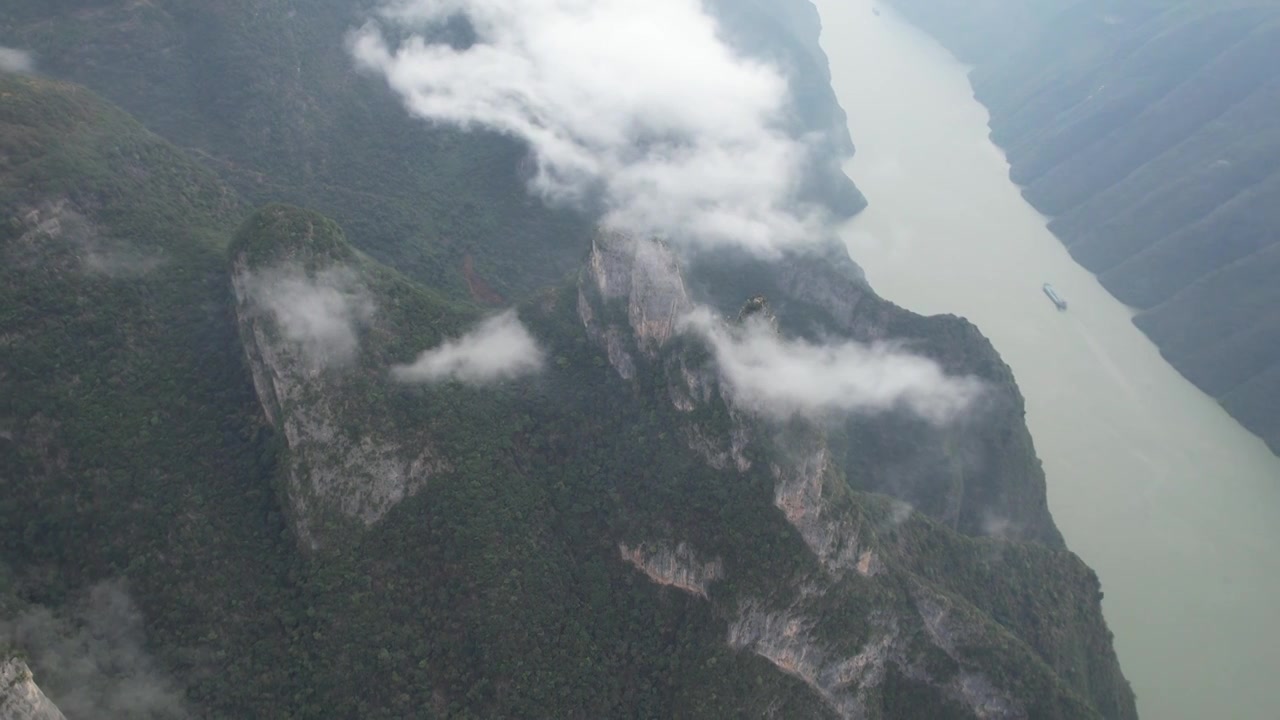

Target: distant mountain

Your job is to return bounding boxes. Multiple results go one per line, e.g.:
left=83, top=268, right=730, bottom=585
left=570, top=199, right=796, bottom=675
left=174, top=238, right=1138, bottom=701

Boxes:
left=0, top=0, right=864, bottom=305
left=707, top=0, right=869, bottom=216
left=885, top=0, right=1280, bottom=454
left=0, top=2, right=1133, bottom=717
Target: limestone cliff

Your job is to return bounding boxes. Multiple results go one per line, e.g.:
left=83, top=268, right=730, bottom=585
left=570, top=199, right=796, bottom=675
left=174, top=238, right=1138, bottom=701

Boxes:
left=618, top=542, right=724, bottom=598
left=0, top=660, right=65, bottom=720
left=578, top=232, right=1135, bottom=719
left=229, top=206, right=454, bottom=548
left=650, top=237, right=1062, bottom=547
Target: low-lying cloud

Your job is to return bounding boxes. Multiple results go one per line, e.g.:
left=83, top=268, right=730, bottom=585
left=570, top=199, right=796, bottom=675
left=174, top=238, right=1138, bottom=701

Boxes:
left=2, top=581, right=190, bottom=719
left=245, top=267, right=375, bottom=368
left=9, top=201, right=164, bottom=277
left=392, top=310, right=544, bottom=384
left=0, top=46, right=33, bottom=74
left=351, top=0, right=824, bottom=256
left=682, top=309, right=983, bottom=423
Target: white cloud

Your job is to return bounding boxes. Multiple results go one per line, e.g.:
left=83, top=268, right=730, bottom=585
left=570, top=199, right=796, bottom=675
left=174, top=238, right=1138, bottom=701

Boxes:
left=247, top=267, right=375, bottom=368
left=392, top=309, right=544, bottom=384
left=0, top=46, right=34, bottom=74
left=2, top=581, right=190, bottom=720
left=350, top=0, right=825, bottom=256
left=682, top=309, right=983, bottom=424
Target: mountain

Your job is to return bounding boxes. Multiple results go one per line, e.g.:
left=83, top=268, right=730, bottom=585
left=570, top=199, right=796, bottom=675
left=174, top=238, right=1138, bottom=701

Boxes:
left=0, top=72, right=304, bottom=715
left=707, top=0, right=869, bottom=216
left=883, top=0, right=1280, bottom=454
left=0, top=0, right=863, bottom=303
left=0, top=2, right=1134, bottom=718
left=0, top=658, right=66, bottom=720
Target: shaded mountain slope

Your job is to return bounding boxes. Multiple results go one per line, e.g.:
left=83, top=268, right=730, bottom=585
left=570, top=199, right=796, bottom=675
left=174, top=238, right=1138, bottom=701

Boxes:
left=0, top=71, right=1134, bottom=716
left=687, top=246, right=1065, bottom=548
left=0, top=0, right=592, bottom=301
left=708, top=0, right=868, bottom=216
left=0, top=74, right=304, bottom=714
left=0, top=0, right=865, bottom=306
left=884, top=0, right=1280, bottom=453
left=223, top=209, right=1133, bottom=717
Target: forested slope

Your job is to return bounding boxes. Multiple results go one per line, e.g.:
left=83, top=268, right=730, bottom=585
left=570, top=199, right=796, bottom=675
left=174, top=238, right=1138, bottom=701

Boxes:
left=0, top=2, right=1135, bottom=717
left=885, top=0, right=1280, bottom=454
left=0, top=0, right=865, bottom=306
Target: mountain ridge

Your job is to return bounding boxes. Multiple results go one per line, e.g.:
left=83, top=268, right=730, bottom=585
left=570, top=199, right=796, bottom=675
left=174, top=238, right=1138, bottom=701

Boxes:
left=0, top=5, right=1133, bottom=717
left=883, top=0, right=1280, bottom=454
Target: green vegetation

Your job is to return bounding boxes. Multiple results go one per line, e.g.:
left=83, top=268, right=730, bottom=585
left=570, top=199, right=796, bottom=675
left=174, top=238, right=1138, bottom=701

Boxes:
left=885, top=0, right=1280, bottom=453
left=687, top=247, right=1065, bottom=547
left=1, top=0, right=594, bottom=303
left=0, top=74, right=301, bottom=713
left=0, top=4, right=1133, bottom=718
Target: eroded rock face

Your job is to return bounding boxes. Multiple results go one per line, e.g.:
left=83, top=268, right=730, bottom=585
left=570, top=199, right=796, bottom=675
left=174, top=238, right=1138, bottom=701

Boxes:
left=682, top=424, right=752, bottom=473
left=0, top=659, right=66, bottom=720
left=729, top=603, right=901, bottom=720
left=582, top=232, right=692, bottom=361
left=772, top=442, right=865, bottom=577
left=618, top=542, right=724, bottom=598
left=913, top=590, right=1026, bottom=719
left=581, top=237, right=1130, bottom=719
left=577, top=287, right=636, bottom=380
left=231, top=256, right=449, bottom=548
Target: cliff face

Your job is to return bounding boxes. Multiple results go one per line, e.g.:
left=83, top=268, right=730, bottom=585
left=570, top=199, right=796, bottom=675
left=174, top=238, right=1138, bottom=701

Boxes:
left=227, top=206, right=467, bottom=548
left=0, top=659, right=65, bottom=720
left=885, top=0, right=1280, bottom=454
left=0, top=11, right=1134, bottom=719
left=686, top=243, right=1064, bottom=548
left=577, top=232, right=1133, bottom=719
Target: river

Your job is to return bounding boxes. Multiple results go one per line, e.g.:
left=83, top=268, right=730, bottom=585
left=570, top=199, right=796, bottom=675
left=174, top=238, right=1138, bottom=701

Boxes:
left=812, top=2, right=1280, bottom=718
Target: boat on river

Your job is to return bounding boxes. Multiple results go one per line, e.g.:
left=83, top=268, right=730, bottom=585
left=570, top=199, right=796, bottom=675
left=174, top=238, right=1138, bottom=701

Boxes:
left=1043, top=283, right=1068, bottom=310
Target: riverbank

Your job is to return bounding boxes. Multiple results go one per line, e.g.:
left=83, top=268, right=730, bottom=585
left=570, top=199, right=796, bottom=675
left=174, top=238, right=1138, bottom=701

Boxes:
left=813, top=1, right=1280, bottom=717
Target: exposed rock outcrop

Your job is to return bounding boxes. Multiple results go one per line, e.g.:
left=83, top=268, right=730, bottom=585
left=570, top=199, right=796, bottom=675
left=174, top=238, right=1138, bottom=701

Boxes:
left=229, top=206, right=452, bottom=548
left=0, top=659, right=66, bottom=720
left=582, top=232, right=692, bottom=358
left=728, top=602, right=899, bottom=719
left=618, top=542, right=724, bottom=598
left=579, top=231, right=1134, bottom=719
left=772, top=442, right=865, bottom=576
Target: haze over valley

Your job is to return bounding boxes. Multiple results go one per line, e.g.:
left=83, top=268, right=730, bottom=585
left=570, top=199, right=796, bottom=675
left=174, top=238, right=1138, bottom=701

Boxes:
left=816, top=3, right=1280, bottom=717
left=0, top=1, right=1275, bottom=718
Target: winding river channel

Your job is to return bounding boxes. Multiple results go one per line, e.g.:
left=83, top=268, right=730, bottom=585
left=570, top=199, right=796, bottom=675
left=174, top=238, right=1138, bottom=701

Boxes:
left=813, top=2, right=1280, bottom=717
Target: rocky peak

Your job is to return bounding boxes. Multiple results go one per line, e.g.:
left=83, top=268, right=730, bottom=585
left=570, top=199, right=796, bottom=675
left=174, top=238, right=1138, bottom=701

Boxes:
left=0, top=659, right=66, bottom=720
left=229, top=206, right=450, bottom=549
left=736, top=294, right=779, bottom=330
left=589, top=240, right=1131, bottom=718
left=584, top=232, right=692, bottom=353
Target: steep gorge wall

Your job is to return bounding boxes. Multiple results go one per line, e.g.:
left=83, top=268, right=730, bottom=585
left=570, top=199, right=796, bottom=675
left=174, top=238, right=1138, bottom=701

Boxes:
left=581, top=232, right=1134, bottom=719
left=707, top=0, right=868, bottom=216
left=0, top=7, right=1136, bottom=717
left=885, top=0, right=1280, bottom=454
